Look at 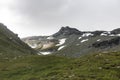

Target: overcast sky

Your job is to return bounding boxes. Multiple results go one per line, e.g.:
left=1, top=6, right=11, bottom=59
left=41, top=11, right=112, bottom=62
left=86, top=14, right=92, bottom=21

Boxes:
left=0, top=0, right=120, bottom=38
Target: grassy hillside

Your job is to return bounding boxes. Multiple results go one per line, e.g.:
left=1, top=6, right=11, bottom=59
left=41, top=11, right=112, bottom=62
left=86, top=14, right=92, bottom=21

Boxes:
left=0, top=23, right=36, bottom=59
left=0, top=51, right=120, bottom=80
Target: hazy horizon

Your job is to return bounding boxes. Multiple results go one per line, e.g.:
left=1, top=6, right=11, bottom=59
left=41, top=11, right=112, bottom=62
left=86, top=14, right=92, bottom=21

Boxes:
left=0, top=0, right=120, bottom=38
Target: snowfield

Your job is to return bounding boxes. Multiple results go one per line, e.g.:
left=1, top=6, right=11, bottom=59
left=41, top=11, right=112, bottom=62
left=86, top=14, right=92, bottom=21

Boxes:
left=58, top=45, right=66, bottom=50
left=78, top=37, right=82, bottom=39
left=56, top=38, right=66, bottom=46
left=81, top=39, right=89, bottom=43
left=82, top=33, right=94, bottom=37
left=28, top=44, right=37, bottom=48
left=97, top=39, right=101, bottom=41
left=100, top=32, right=108, bottom=36
left=39, top=52, right=52, bottom=55
left=47, top=36, right=55, bottom=40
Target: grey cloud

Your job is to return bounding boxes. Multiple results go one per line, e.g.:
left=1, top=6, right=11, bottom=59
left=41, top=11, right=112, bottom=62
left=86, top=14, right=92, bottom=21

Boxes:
left=13, top=0, right=120, bottom=21
left=3, top=0, right=120, bottom=37
left=10, top=0, right=72, bottom=27
left=13, top=0, right=70, bottom=17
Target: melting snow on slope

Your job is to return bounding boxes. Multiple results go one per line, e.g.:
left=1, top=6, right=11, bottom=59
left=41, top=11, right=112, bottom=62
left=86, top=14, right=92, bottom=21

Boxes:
left=28, top=44, right=37, bottom=48
left=82, top=33, right=94, bottom=37
left=47, top=36, right=54, bottom=40
left=97, top=39, right=101, bottom=41
left=101, top=33, right=107, bottom=36
left=109, top=34, right=120, bottom=36
left=100, top=32, right=109, bottom=36
left=56, top=38, right=66, bottom=46
left=78, top=37, right=82, bottom=39
left=109, top=34, right=116, bottom=36
left=81, top=39, right=89, bottom=43
left=58, top=45, right=65, bottom=50
left=117, top=34, right=120, bottom=36
left=40, top=52, right=52, bottom=55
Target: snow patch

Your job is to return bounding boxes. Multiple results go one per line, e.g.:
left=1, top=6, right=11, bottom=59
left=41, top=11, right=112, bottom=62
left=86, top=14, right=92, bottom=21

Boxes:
left=117, top=34, right=120, bottom=36
left=47, top=36, right=54, bottom=40
left=101, top=33, right=107, bottom=36
left=78, top=37, right=82, bottom=39
left=40, top=52, right=52, bottom=55
left=82, top=33, right=93, bottom=37
left=56, top=38, right=66, bottom=46
left=97, top=39, right=101, bottom=41
left=101, top=32, right=109, bottom=36
left=107, top=31, right=111, bottom=34
left=28, top=44, right=37, bottom=48
left=58, top=45, right=65, bottom=50
left=81, top=39, right=89, bottom=43
left=109, top=34, right=116, bottom=36
left=109, top=34, right=120, bottom=36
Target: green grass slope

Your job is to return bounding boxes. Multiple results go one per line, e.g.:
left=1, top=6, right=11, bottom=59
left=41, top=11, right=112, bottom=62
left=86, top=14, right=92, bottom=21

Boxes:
left=0, top=23, right=36, bottom=59
left=0, top=51, right=120, bottom=80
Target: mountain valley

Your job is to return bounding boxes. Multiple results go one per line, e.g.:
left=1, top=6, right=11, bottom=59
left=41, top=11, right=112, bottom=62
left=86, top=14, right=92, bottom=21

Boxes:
left=0, top=24, right=120, bottom=80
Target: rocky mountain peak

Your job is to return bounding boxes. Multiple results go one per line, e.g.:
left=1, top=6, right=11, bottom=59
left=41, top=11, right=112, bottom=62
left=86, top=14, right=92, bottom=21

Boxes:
left=111, top=28, right=120, bottom=34
left=22, top=26, right=120, bottom=56
left=53, top=26, right=82, bottom=37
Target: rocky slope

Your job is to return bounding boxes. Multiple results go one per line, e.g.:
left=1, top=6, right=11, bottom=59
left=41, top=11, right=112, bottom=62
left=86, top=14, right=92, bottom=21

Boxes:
left=22, top=26, right=120, bottom=57
left=0, top=23, right=36, bottom=59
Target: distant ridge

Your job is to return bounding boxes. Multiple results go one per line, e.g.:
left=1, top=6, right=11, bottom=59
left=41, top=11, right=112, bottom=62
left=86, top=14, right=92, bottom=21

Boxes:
left=22, top=26, right=120, bottom=57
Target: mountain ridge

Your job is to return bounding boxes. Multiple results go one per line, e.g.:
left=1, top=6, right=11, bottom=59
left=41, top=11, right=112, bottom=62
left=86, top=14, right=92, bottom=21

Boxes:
left=0, top=23, right=36, bottom=59
left=22, top=26, right=120, bottom=57
left=0, top=24, right=120, bottom=80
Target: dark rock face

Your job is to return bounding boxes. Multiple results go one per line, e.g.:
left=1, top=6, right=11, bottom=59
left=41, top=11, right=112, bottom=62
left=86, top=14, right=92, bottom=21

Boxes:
left=52, top=26, right=109, bottom=37
left=53, top=26, right=82, bottom=37
left=92, top=37, right=120, bottom=49
left=111, top=28, right=120, bottom=34
left=92, top=31, right=106, bottom=36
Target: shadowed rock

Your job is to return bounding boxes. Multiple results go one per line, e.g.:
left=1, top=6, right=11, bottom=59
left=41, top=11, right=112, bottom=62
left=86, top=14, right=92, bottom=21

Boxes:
left=92, top=37, right=120, bottom=49
left=111, top=28, right=120, bottom=34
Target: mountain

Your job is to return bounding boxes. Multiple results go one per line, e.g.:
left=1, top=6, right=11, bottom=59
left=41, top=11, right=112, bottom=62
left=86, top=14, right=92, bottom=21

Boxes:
left=0, top=23, right=36, bottom=59
left=0, top=25, right=120, bottom=80
left=53, top=26, right=82, bottom=37
left=22, top=26, right=120, bottom=57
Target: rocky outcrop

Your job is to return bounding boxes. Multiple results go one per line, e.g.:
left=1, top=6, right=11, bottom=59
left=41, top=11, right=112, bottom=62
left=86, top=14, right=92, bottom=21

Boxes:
left=53, top=26, right=82, bottom=37
left=111, top=28, right=120, bottom=34
left=23, top=37, right=58, bottom=51
left=92, top=37, right=120, bottom=49
left=92, top=31, right=106, bottom=36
